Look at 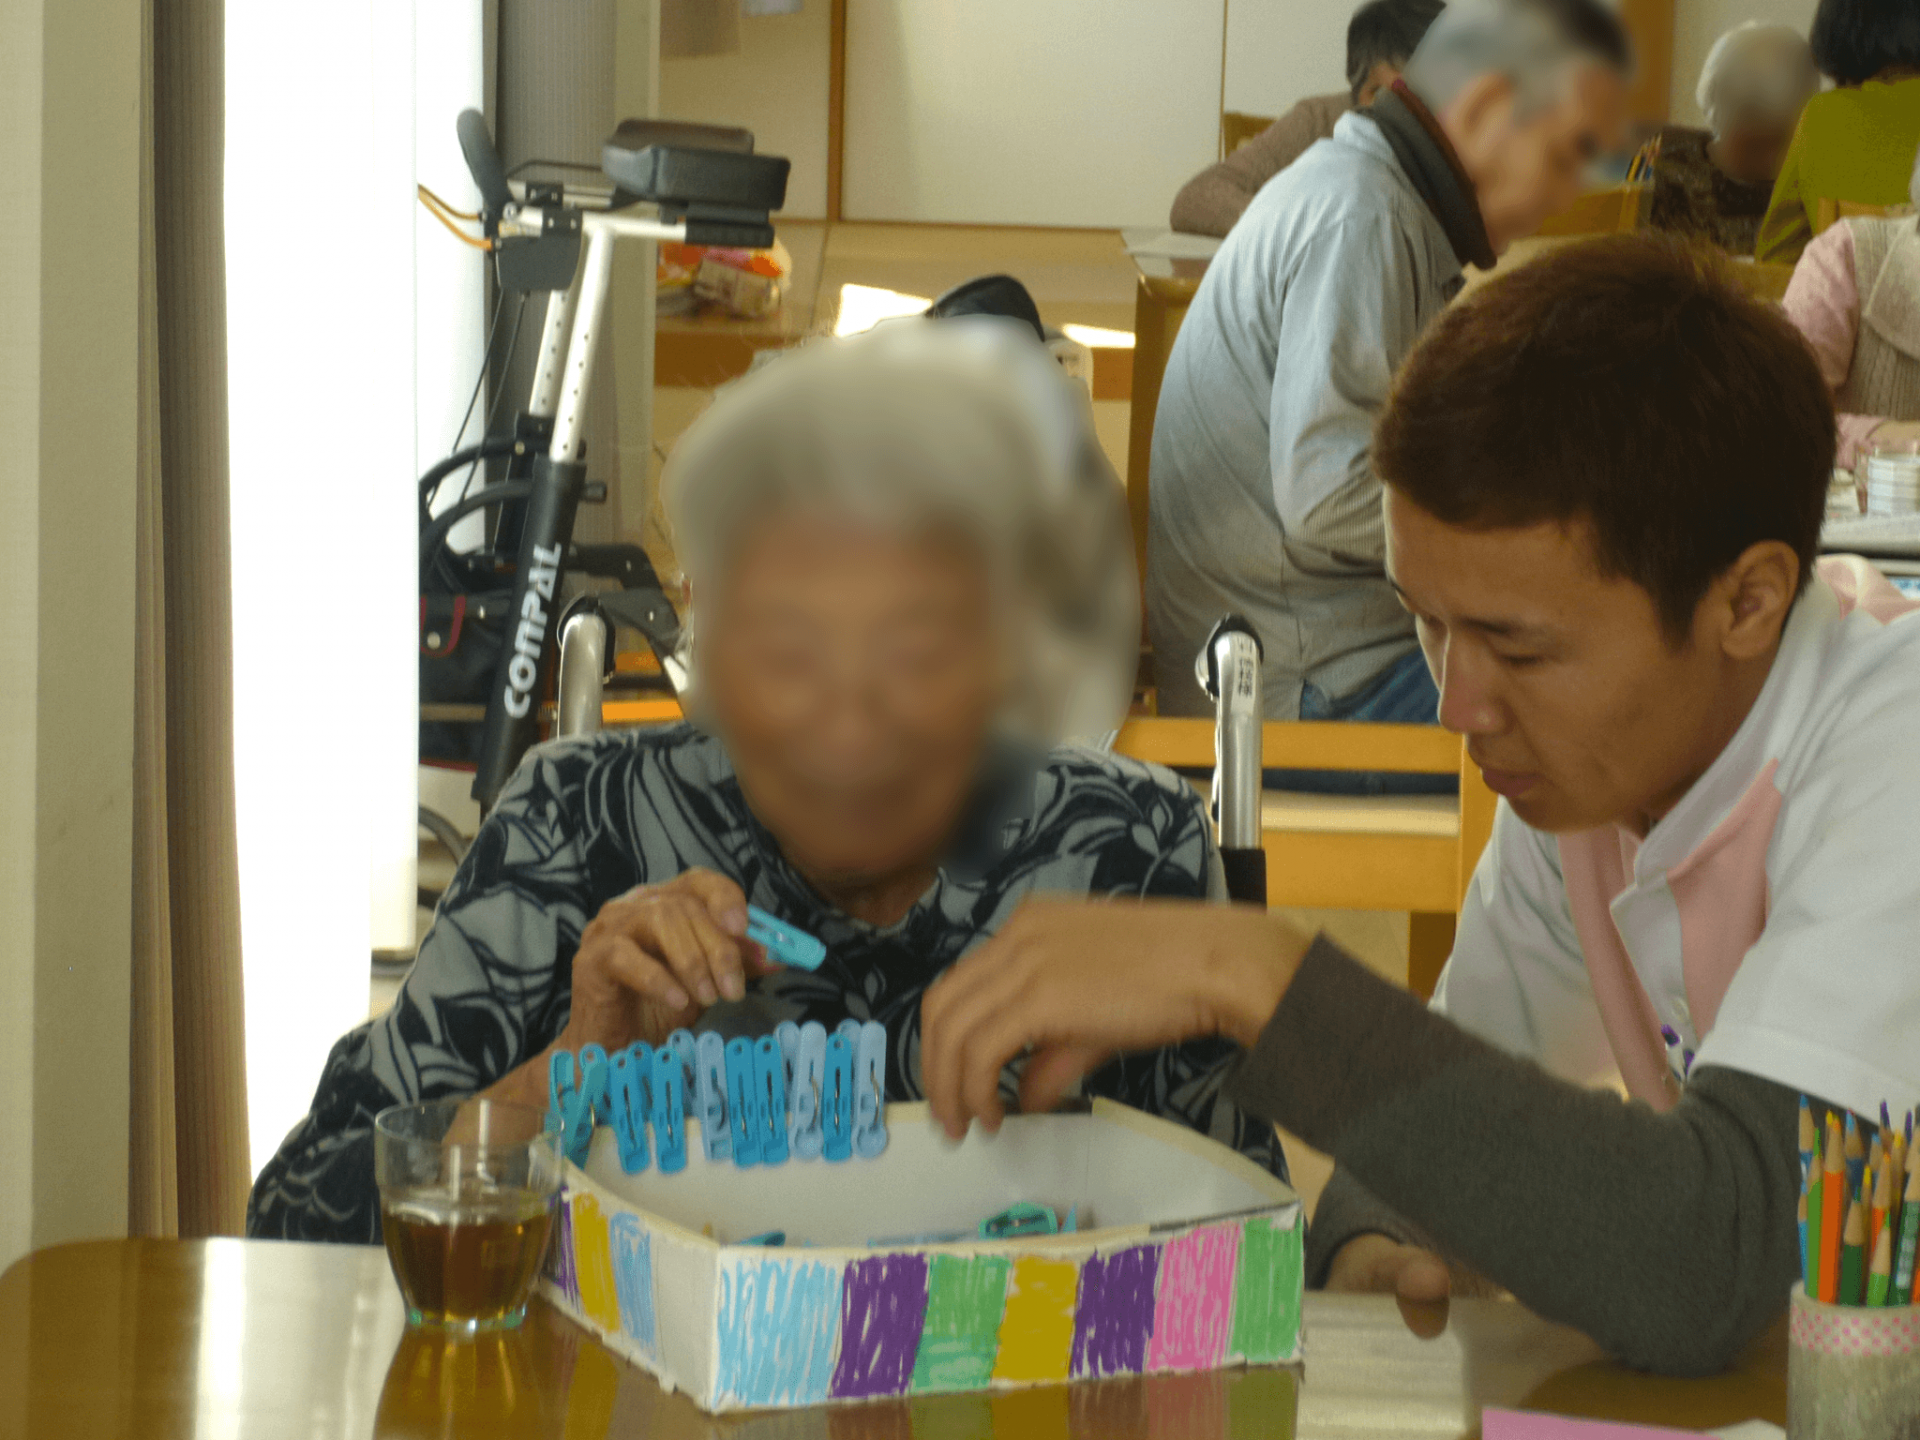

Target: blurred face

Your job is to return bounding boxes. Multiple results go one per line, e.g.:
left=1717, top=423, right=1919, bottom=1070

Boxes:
left=1383, top=489, right=1770, bottom=835
left=1443, top=62, right=1630, bottom=253
left=1712, top=121, right=1794, bottom=187
left=1355, top=60, right=1403, bottom=108
left=701, top=514, right=1002, bottom=887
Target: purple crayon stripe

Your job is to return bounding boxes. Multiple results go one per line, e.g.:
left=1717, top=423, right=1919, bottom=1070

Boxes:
left=1071, top=1244, right=1161, bottom=1378
left=830, top=1254, right=931, bottom=1399
left=543, top=1189, right=579, bottom=1306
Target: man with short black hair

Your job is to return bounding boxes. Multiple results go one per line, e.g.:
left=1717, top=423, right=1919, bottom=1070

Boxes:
left=919, top=234, right=1920, bottom=1375
left=1170, top=0, right=1448, bottom=238
left=1149, top=0, right=1630, bottom=742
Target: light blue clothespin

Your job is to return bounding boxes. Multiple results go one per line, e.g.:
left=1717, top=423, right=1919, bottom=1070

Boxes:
left=852, top=1020, right=888, bottom=1159
left=822, top=1031, right=855, bottom=1163
left=725, top=1036, right=760, bottom=1167
left=609, top=1043, right=652, bottom=1175
left=578, top=1044, right=612, bottom=1126
left=834, top=1018, right=862, bottom=1050
left=775, top=1021, right=802, bottom=1112
left=746, top=907, right=826, bottom=971
left=650, top=1044, right=687, bottom=1173
left=548, top=1049, right=594, bottom=1166
left=791, top=1022, right=826, bottom=1160
left=695, top=1032, right=731, bottom=1163
left=754, top=1035, right=790, bottom=1165
left=667, top=1029, right=698, bottom=1117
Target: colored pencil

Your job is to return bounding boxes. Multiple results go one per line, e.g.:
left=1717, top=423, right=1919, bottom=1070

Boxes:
left=1846, top=1113, right=1868, bottom=1200
left=1867, top=1223, right=1894, bottom=1307
left=1798, top=1183, right=1811, bottom=1289
left=1839, top=1196, right=1868, bottom=1307
left=1897, top=1149, right=1920, bottom=1307
left=1806, top=1146, right=1824, bottom=1297
left=1871, top=1149, right=1894, bottom=1258
left=1799, top=1096, right=1817, bottom=1184
left=1820, top=1114, right=1846, bottom=1303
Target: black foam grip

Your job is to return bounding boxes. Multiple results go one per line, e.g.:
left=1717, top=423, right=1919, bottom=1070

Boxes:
left=1220, top=848, right=1268, bottom=908
left=457, top=108, right=512, bottom=214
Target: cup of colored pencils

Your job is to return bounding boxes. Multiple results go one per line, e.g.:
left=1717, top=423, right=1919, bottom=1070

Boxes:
left=1788, top=1099, right=1920, bottom=1439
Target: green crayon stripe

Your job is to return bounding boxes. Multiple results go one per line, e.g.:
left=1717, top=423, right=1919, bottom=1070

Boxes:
left=1229, top=1215, right=1304, bottom=1364
left=910, top=1254, right=1011, bottom=1394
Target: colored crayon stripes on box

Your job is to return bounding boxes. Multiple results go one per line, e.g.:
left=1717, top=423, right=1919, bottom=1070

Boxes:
left=607, top=1212, right=657, bottom=1356
left=992, top=1255, right=1082, bottom=1383
left=542, top=1187, right=579, bottom=1306
left=830, top=1255, right=930, bottom=1399
left=1070, top=1243, right=1160, bottom=1378
left=714, top=1256, right=844, bottom=1408
left=1147, top=1223, right=1243, bottom=1371
left=571, top=1193, right=624, bottom=1333
left=911, top=1254, right=1012, bottom=1393
left=1231, top=1215, right=1304, bottom=1363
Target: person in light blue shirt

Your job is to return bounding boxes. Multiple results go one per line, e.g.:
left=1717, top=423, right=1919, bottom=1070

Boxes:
left=1146, top=0, right=1630, bottom=788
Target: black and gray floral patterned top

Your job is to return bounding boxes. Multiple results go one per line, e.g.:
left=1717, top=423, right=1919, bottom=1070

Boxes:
left=246, top=724, right=1287, bottom=1242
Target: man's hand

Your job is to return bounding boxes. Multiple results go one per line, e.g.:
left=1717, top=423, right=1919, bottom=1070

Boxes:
left=556, top=868, right=775, bottom=1055
left=1326, top=1234, right=1504, bottom=1340
left=919, top=896, right=1309, bottom=1141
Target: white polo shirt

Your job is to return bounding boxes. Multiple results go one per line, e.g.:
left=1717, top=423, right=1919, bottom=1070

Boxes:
left=1432, top=561, right=1920, bottom=1117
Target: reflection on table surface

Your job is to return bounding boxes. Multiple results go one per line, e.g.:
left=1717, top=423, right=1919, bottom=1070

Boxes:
left=0, top=1239, right=1785, bottom=1440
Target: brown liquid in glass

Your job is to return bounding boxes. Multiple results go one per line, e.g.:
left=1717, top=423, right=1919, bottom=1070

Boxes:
left=382, top=1192, right=555, bottom=1329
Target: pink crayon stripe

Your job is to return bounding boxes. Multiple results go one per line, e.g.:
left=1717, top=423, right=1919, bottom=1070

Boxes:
left=1146, top=1224, right=1241, bottom=1372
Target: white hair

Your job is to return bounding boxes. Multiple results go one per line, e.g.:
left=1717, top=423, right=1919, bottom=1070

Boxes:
left=1695, top=22, right=1818, bottom=138
left=661, top=318, right=1139, bottom=746
left=1406, top=0, right=1629, bottom=115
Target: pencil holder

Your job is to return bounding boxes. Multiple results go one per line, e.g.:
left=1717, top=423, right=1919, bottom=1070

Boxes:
left=1788, top=1287, right=1920, bottom=1440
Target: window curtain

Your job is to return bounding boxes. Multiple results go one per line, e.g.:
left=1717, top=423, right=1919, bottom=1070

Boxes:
left=129, top=0, right=250, bottom=1239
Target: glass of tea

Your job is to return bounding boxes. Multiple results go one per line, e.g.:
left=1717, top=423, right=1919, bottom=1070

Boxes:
left=374, top=1098, right=563, bottom=1334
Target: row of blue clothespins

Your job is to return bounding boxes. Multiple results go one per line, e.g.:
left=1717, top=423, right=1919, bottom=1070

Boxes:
left=546, top=1018, right=889, bottom=1175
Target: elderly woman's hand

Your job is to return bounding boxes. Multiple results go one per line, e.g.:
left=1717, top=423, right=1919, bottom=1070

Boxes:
left=919, top=896, right=1311, bottom=1140
left=555, top=868, right=777, bottom=1053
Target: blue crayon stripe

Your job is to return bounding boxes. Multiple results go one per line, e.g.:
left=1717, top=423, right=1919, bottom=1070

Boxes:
left=714, top=1257, right=843, bottom=1408
left=608, top=1213, right=657, bottom=1357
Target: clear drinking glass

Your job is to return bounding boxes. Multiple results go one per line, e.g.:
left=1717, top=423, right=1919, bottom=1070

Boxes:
left=373, top=1099, right=564, bottom=1334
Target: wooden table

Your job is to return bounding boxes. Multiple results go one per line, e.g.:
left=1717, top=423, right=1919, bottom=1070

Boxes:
left=0, top=1239, right=1785, bottom=1439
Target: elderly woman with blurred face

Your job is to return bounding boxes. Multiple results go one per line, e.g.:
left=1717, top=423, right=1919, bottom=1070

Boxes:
left=1647, top=22, right=1819, bottom=255
left=246, top=322, right=1286, bottom=1243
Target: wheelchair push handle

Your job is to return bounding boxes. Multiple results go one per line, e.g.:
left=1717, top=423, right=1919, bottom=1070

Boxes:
left=1199, top=615, right=1266, bottom=905
left=456, top=108, right=512, bottom=217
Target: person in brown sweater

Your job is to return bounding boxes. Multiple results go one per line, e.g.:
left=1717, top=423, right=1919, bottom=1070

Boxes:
left=1170, top=0, right=1447, bottom=236
left=919, top=235, right=1920, bottom=1377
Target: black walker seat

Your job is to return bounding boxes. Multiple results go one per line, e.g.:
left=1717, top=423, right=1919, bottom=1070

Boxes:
left=601, top=120, right=790, bottom=249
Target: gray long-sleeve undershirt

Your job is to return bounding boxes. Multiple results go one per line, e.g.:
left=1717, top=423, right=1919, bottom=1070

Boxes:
left=1228, top=935, right=1811, bottom=1376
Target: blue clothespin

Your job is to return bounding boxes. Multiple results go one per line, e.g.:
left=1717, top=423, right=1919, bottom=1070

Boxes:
left=823, top=1031, right=854, bottom=1163
left=650, top=1045, right=687, bottom=1173
left=746, top=907, right=826, bottom=971
left=579, top=1044, right=613, bottom=1126
left=695, top=1032, right=731, bottom=1163
left=725, top=1036, right=760, bottom=1167
left=609, top=1044, right=653, bottom=1175
left=775, top=1021, right=802, bottom=1110
left=791, top=1022, right=826, bottom=1160
left=979, top=1203, right=1059, bottom=1240
left=754, top=1035, right=789, bottom=1165
left=852, top=1020, right=888, bottom=1159
left=834, top=1018, right=862, bottom=1050
left=667, top=1029, right=698, bottom=1117
left=548, top=1049, right=594, bottom=1166
left=738, top=1230, right=786, bottom=1247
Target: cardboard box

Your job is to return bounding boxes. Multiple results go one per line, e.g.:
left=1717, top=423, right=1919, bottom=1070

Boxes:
left=539, top=1098, right=1303, bottom=1412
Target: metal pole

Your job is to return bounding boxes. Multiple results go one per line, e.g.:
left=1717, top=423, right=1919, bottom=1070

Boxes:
left=527, top=285, right=576, bottom=419
left=1199, top=615, right=1266, bottom=905
left=555, top=607, right=609, bottom=739
left=550, top=225, right=616, bottom=462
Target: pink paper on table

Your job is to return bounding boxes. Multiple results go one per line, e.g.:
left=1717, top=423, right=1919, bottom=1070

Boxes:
left=1481, top=1410, right=1702, bottom=1440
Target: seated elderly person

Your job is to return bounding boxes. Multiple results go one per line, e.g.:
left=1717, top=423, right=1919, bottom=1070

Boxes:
left=1648, top=21, right=1818, bottom=255
left=1782, top=143, right=1920, bottom=472
left=246, top=322, right=1286, bottom=1243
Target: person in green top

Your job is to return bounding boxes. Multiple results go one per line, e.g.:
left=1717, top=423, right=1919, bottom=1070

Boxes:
left=1757, top=0, right=1920, bottom=263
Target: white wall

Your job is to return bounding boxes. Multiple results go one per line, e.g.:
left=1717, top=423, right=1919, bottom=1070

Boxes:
left=843, top=0, right=1225, bottom=228
left=1222, top=0, right=1349, bottom=119
left=662, top=4, right=832, bottom=219
left=1670, top=0, right=1819, bottom=127
left=0, top=0, right=142, bottom=1271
